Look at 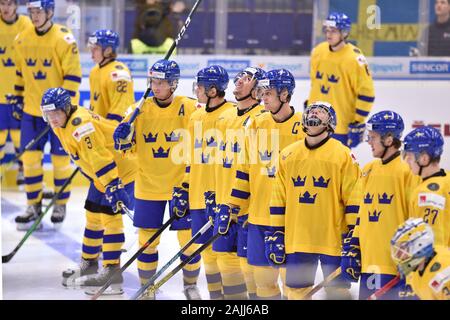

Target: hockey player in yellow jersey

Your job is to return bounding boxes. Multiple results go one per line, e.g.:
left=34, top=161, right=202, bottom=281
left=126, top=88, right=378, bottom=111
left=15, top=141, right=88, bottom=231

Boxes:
left=12, top=0, right=81, bottom=230
left=87, top=29, right=134, bottom=122
left=226, top=69, right=305, bottom=299
left=40, top=87, right=136, bottom=294
left=403, top=126, right=450, bottom=248
left=341, top=111, right=419, bottom=300
left=269, top=101, right=361, bottom=300
left=58, top=29, right=136, bottom=292
left=391, top=218, right=450, bottom=300
left=171, top=65, right=236, bottom=300
left=209, top=66, right=268, bottom=300
left=308, top=12, right=375, bottom=148
left=0, top=0, right=32, bottom=185
left=113, top=59, right=201, bottom=300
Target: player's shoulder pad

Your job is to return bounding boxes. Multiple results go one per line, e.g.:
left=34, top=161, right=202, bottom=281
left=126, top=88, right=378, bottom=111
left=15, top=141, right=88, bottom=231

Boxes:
left=110, top=69, right=131, bottom=82
left=72, top=121, right=95, bottom=142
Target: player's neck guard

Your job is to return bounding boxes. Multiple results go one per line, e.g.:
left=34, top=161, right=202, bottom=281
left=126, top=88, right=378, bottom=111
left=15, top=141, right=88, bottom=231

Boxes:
left=154, top=95, right=173, bottom=108
left=304, top=135, right=331, bottom=150
left=381, top=151, right=400, bottom=165
left=99, top=58, right=116, bottom=69
left=206, top=99, right=227, bottom=113
left=422, top=168, right=446, bottom=181
left=35, top=21, right=53, bottom=36
left=237, top=102, right=259, bottom=116
left=1, top=13, right=18, bottom=25
left=273, top=107, right=295, bottom=123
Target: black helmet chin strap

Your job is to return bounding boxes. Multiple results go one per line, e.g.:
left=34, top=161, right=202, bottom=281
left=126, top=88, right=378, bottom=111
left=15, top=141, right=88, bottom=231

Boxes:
left=271, top=95, right=288, bottom=116
left=205, top=86, right=219, bottom=108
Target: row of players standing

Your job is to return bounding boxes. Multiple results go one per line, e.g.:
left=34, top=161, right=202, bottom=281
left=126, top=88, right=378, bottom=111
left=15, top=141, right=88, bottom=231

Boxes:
left=2, top=0, right=449, bottom=300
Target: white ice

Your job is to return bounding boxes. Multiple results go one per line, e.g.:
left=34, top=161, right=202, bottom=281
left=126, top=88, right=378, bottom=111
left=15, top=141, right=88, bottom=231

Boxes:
left=2, top=187, right=359, bottom=300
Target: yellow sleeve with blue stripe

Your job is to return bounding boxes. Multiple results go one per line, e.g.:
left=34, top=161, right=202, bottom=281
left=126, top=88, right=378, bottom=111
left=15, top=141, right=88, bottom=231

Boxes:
left=351, top=54, right=375, bottom=124
left=227, top=119, right=253, bottom=213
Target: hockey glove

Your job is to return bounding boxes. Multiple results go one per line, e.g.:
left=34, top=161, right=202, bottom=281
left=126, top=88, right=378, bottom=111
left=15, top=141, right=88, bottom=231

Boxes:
left=204, top=191, right=216, bottom=225
left=347, top=122, right=366, bottom=148
left=105, top=178, right=131, bottom=214
left=264, top=230, right=285, bottom=267
left=113, top=122, right=134, bottom=151
left=170, top=186, right=189, bottom=219
left=215, top=204, right=239, bottom=236
left=11, top=96, right=24, bottom=121
left=341, top=235, right=361, bottom=282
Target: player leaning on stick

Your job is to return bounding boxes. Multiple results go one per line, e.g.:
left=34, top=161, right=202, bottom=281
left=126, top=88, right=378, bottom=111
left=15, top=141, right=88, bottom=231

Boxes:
left=171, top=65, right=236, bottom=300
left=12, top=0, right=81, bottom=229
left=340, top=111, right=420, bottom=300
left=225, top=69, right=305, bottom=299
left=113, top=59, right=200, bottom=300
left=59, top=29, right=137, bottom=291
left=40, top=87, right=136, bottom=294
left=268, top=101, right=361, bottom=300
left=0, top=0, right=32, bottom=185
left=307, top=12, right=375, bottom=148
left=391, top=218, right=450, bottom=300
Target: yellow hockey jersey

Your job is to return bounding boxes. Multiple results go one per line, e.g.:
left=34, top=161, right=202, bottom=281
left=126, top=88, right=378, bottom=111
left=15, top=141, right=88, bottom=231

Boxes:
left=352, top=153, right=420, bottom=275
left=0, top=15, right=32, bottom=105
left=52, top=107, right=136, bottom=190
left=214, top=103, right=265, bottom=205
left=89, top=60, right=134, bottom=122
left=270, top=137, right=361, bottom=256
left=407, top=247, right=450, bottom=300
left=308, top=42, right=375, bottom=135
left=183, top=101, right=236, bottom=210
left=125, top=96, right=197, bottom=200
left=13, top=23, right=81, bottom=117
left=409, top=170, right=450, bottom=248
left=227, top=109, right=305, bottom=225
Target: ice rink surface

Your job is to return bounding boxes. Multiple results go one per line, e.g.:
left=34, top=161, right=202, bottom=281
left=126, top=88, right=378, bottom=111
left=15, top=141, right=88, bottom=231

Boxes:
left=1, top=187, right=360, bottom=300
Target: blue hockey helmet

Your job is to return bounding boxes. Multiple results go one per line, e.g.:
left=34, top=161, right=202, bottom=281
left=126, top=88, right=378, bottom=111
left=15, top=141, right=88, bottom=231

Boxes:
left=367, top=111, right=405, bottom=139
left=403, top=126, right=444, bottom=160
left=303, top=101, right=337, bottom=133
left=27, top=0, right=55, bottom=11
left=196, top=65, right=229, bottom=92
left=88, top=29, right=120, bottom=52
left=148, top=59, right=180, bottom=86
left=40, top=87, right=72, bottom=122
left=258, top=68, right=296, bottom=96
left=323, top=12, right=351, bottom=34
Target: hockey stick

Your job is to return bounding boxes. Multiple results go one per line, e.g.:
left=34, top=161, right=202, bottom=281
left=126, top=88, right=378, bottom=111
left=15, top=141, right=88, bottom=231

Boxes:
left=126, top=0, right=203, bottom=125
left=130, top=219, right=213, bottom=300
left=90, top=214, right=178, bottom=299
left=2, top=167, right=79, bottom=263
left=303, top=267, right=342, bottom=299
left=367, top=275, right=401, bottom=300
left=144, top=232, right=221, bottom=297
left=2, top=125, right=50, bottom=168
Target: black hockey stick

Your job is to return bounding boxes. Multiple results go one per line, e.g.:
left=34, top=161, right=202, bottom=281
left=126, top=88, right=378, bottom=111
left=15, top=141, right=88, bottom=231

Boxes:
left=2, top=125, right=50, bottom=168
left=90, top=214, right=178, bottom=299
left=131, top=219, right=213, bottom=300
left=2, top=167, right=79, bottom=263
left=144, top=232, right=221, bottom=297
left=126, top=0, right=203, bottom=125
